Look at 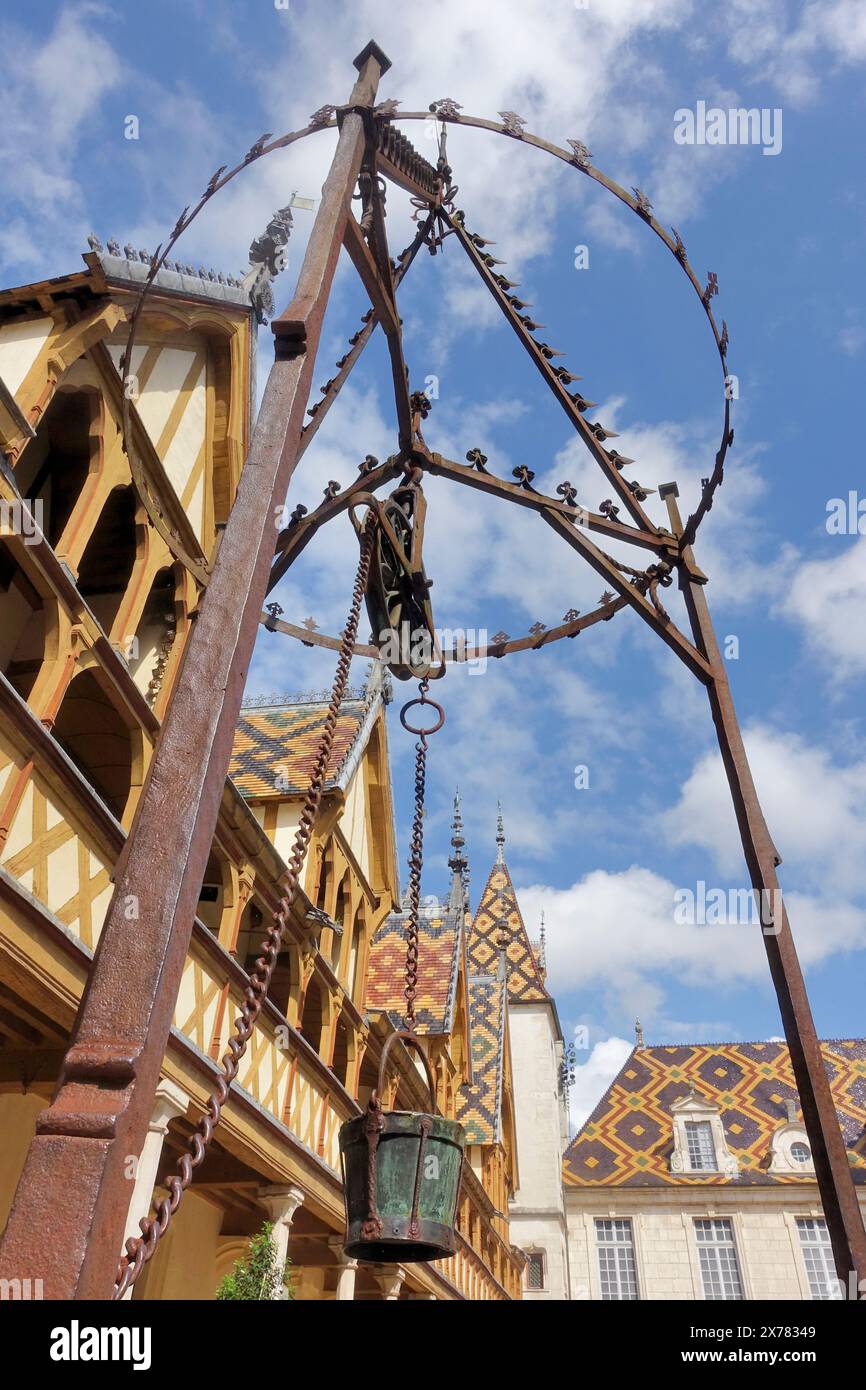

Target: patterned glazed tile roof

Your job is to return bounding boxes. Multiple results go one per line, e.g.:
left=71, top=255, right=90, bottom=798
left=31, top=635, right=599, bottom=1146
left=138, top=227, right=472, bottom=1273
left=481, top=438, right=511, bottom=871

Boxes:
left=456, top=978, right=507, bottom=1145
left=563, top=1039, right=866, bottom=1188
left=467, top=860, right=548, bottom=1003
left=229, top=698, right=370, bottom=799
left=366, top=903, right=462, bottom=1034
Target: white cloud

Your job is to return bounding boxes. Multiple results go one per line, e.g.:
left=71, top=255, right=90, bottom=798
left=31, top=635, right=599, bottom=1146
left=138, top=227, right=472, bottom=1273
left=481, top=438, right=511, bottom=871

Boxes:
left=547, top=404, right=799, bottom=610
left=519, top=863, right=866, bottom=1022
left=247, top=0, right=715, bottom=280
left=662, top=722, right=866, bottom=896
left=569, top=1035, right=633, bottom=1130
left=717, top=0, right=866, bottom=105
left=780, top=538, right=866, bottom=680
left=0, top=5, right=123, bottom=272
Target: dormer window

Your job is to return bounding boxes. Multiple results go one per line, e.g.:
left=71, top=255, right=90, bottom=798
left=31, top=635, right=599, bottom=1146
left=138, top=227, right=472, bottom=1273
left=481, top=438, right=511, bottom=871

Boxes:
left=769, top=1108, right=815, bottom=1174
left=670, top=1088, right=739, bottom=1178
left=686, top=1121, right=717, bottom=1172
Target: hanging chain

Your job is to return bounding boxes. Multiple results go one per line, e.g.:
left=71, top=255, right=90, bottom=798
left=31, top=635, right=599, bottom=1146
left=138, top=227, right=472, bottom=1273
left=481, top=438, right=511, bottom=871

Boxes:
left=113, top=512, right=378, bottom=1299
left=399, top=677, right=445, bottom=1032
left=405, top=697, right=427, bottom=1028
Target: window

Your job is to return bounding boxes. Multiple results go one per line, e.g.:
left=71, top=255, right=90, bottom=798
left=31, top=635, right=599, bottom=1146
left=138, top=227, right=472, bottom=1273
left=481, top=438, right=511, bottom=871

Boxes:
left=796, top=1218, right=842, bottom=1300
left=686, top=1120, right=717, bottom=1171
left=694, top=1219, right=743, bottom=1300
left=670, top=1091, right=738, bottom=1177
left=769, top=1123, right=815, bottom=1175
left=526, top=1253, right=545, bottom=1290
left=596, top=1219, right=639, bottom=1300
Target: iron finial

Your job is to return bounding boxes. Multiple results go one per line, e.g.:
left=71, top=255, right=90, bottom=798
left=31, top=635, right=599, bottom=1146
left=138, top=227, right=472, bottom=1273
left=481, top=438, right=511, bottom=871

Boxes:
left=353, top=40, right=392, bottom=75
left=448, top=787, right=467, bottom=875
left=635, top=1018, right=644, bottom=1048
left=496, top=801, right=505, bottom=863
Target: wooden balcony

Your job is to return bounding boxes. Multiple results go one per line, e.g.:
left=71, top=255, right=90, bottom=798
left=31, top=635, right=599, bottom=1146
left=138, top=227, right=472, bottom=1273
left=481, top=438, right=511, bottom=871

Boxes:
left=0, top=672, right=520, bottom=1298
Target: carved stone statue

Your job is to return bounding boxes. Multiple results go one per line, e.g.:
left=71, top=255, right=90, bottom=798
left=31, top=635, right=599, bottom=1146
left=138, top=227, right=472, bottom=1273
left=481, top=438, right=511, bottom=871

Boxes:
left=242, top=204, right=295, bottom=324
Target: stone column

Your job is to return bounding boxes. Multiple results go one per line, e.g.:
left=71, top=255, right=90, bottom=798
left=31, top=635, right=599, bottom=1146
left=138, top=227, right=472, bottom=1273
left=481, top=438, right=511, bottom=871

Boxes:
left=328, top=1235, right=358, bottom=1301
left=372, top=1264, right=406, bottom=1300
left=257, top=1183, right=305, bottom=1299
left=121, top=1077, right=188, bottom=1298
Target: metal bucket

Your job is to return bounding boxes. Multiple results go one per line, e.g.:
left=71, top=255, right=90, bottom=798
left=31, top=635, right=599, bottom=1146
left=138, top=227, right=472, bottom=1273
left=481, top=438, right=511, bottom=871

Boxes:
left=339, top=1031, right=465, bottom=1263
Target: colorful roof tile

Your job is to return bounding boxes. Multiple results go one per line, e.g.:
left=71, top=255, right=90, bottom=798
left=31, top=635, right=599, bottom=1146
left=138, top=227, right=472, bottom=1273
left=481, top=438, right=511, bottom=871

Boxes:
left=456, top=978, right=507, bottom=1144
left=467, top=861, right=547, bottom=1003
left=366, top=903, right=462, bottom=1034
left=563, top=1039, right=866, bottom=1187
left=229, top=697, right=371, bottom=799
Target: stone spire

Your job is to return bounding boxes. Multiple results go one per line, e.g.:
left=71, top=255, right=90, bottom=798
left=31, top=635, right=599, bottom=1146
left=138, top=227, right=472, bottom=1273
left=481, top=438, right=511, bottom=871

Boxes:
left=448, top=788, right=469, bottom=913
left=496, top=801, right=505, bottom=864
left=449, top=788, right=466, bottom=873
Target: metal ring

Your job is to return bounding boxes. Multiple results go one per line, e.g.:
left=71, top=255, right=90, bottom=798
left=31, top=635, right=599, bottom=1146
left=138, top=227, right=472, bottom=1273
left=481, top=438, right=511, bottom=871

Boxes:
left=400, top=696, right=445, bottom=737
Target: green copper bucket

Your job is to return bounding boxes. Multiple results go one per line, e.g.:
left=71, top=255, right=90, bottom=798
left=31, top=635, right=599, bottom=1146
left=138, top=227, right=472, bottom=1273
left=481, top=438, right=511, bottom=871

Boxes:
left=339, top=1031, right=465, bottom=1263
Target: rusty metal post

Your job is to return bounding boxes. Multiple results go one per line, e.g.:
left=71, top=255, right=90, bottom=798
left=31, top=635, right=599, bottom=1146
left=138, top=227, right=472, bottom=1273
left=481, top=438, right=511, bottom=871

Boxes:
left=660, top=482, right=866, bottom=1288
left=0, top=40, right=390, bottom=1301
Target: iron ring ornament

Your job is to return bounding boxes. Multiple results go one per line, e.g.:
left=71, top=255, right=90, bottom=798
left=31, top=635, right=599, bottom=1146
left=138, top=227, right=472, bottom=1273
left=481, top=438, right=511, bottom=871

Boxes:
left=399, top=692, right=446, bottom=738
left=119, top=100, right=732, bottom=588
left=399, top=103, right=733, bottom=551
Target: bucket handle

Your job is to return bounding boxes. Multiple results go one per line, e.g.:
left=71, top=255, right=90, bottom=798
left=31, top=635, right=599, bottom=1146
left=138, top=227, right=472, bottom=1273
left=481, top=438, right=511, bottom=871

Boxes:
left=374, top=1029, right=439, bottom=1115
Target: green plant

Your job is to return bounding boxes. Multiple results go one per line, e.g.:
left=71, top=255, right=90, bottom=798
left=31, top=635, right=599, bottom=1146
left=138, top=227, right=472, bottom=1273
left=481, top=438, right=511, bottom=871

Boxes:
left=215, top=1221, right=294, bottom=1300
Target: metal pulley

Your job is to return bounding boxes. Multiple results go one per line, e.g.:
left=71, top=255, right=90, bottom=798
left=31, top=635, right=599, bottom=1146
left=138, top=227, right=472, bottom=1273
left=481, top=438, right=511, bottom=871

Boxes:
left=351, top=468, right=442, bottom=682
left=339, top=1032, right=465, bottom=1262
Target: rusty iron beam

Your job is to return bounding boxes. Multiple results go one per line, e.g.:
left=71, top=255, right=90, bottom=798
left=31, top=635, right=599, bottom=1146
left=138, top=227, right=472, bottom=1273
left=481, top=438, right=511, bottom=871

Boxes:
left=373, top=119, right=440, bottom=203
left=421, top=448, right=674, bottom=556
left=443, top=208, right=661, bottom=536
left=661, top=485, right=866, bottom=1287
left=271, top=212, right=433, bottom=566
left=0, top=40, right=390, bottom=1302
left=268, top=454, right=403, bottom=592
left=375, top=149, right=438, bottom=202
left=260, top=594, right=629, bottom=663
left=342, top=212, right=402, bottom=338
left=541, top=507, right=712, bottom=681
left=365, top=149, right=414, bottom=448
left=343, top=199, right=413, bottom=448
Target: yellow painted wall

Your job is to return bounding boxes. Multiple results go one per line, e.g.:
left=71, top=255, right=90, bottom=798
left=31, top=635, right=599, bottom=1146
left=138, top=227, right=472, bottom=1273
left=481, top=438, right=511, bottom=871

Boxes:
left=0, top=1093, right=47, bottom=1232
left=134, top=1189, right=224, bottom=1301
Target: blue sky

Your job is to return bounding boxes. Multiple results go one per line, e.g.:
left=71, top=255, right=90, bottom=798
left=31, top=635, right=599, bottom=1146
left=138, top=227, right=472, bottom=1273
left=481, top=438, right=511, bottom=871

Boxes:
left=3, top=0, right=865, bottom=1126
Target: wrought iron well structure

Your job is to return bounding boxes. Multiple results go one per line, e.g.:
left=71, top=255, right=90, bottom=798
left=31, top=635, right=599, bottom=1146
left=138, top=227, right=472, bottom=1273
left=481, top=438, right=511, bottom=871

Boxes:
left=1, top=39, right=864, bottom=1299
